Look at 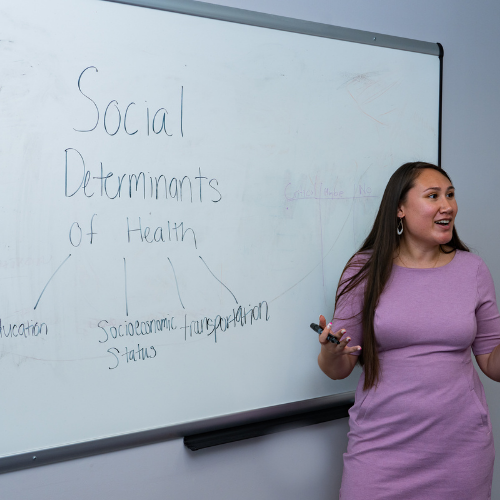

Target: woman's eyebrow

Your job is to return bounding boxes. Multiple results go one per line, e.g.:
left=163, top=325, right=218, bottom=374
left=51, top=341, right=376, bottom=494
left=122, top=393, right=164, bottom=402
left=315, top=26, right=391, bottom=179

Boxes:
left=422, top=185, right=454, bottom=192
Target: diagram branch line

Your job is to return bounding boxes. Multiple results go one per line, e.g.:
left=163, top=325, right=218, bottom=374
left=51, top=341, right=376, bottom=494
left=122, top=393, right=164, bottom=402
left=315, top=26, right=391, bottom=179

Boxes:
left=167, top=257, right=185, bottom=309
left=34, top=254, right=72, bottom=310
left=124, top=258, right=129, bottom=317
left=199, top=255, right=238, bottom=304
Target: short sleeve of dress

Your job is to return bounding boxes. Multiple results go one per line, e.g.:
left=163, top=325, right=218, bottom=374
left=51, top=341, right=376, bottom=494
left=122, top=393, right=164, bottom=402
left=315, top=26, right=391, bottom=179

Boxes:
left=331, top=255, right=367, bottom=356
left=472, top=258, right=500, bottom=356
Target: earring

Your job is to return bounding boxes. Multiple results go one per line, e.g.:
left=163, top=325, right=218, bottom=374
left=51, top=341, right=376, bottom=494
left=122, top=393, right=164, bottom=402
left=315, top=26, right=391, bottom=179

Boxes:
left=397, top=217, right=404, bottom=236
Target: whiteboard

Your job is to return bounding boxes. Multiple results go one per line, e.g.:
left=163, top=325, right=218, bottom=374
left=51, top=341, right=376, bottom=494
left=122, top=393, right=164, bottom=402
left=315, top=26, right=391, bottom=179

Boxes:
left=0, top=0, right=440, bottom=469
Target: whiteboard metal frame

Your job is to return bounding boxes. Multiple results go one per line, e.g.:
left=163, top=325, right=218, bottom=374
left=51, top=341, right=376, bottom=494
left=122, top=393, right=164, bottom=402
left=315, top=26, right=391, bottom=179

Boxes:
left=105, top=0, right=441, bottom=56
left=0, top=0, right=443, bottom=473
left=1, top=393, right=353, bottom=473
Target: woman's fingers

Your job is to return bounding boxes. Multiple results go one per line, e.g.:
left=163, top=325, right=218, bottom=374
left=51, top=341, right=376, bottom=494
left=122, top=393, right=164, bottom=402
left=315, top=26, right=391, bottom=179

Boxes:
left=317, top=315, right=361, bottom=354
left=339, top=335, right=362, bottom=353
left=319, top=323, right=347, bottom=347
left=318, top=322, right=334, bottom=343
left=345, top=345, right=362, bottom=354
left=339, top=335, right=351, bottom=347
left=319, top=315, right=327, bottom=329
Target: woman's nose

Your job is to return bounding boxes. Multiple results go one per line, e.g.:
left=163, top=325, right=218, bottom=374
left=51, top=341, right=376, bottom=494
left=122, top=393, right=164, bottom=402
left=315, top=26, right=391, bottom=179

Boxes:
left=440, top=199, right=453, bottom=213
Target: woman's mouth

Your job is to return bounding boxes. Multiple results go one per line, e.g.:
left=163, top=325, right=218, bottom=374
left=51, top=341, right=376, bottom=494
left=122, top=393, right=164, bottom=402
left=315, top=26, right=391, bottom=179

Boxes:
left=435, top=219, right=451, bottom=227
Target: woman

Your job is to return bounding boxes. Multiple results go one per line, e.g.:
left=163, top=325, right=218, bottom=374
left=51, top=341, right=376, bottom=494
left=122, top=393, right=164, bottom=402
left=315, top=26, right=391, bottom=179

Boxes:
left=318, top=162, right=500, bottom=499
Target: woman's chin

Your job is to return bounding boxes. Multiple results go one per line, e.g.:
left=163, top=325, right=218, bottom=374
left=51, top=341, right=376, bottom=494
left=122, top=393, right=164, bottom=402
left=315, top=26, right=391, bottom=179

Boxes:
left=436, top=234, right=453, bottom=246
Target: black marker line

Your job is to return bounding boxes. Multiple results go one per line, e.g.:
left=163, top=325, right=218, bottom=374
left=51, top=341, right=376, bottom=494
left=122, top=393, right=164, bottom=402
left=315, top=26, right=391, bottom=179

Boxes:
left=199, top=256, right=238, bottom=304
left=124, top=258, right=129, bottom=316
left=167, top=257, right=185, bottom=309
left=34, top=254, right=72, bottom=310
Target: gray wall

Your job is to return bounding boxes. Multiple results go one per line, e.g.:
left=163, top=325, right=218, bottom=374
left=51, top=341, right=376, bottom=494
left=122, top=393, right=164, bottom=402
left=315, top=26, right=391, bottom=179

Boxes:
left=3, top=1, right=500, bottom=499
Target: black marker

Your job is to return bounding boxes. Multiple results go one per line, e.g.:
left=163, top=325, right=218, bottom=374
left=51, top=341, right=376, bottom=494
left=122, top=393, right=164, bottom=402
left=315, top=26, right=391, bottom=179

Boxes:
left=310, top=323, right=340, bottom=344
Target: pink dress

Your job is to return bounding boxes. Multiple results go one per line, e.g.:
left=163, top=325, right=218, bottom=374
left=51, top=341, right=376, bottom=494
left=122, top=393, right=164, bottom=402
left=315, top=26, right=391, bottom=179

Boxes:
left=333, top=250, right=500, bottom=500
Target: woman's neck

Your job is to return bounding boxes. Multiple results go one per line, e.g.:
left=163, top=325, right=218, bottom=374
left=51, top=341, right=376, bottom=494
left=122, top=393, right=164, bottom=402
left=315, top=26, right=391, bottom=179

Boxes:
left=395, top=241, right=451, bottom=269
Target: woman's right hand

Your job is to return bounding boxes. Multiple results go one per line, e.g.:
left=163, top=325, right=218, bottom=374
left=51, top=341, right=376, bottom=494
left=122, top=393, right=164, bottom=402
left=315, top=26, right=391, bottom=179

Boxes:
left=317, top=314, right=360, bottom=379
left=318, top=314, right=361, bottom=355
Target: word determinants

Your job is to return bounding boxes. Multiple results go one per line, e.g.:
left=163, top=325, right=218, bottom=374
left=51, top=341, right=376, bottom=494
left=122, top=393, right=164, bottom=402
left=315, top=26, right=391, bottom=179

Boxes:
left=98, top=300, right=269, bottom=369
left=65, top=150, right=222, bottom=203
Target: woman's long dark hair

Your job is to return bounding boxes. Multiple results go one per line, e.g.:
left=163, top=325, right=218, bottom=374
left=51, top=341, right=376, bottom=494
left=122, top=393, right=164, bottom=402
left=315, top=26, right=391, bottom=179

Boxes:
left=335, top=162, right=469, bottom=390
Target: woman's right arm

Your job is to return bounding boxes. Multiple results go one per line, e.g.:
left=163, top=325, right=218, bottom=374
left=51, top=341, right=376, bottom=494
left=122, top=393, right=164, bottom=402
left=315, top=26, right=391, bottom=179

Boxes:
left=318, top=254, right=366, bottom=379
left=317, top=314, right=360, bottom=380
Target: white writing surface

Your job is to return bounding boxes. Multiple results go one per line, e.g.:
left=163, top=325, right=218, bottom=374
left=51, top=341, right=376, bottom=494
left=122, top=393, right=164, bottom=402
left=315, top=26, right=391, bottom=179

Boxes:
left=0, top=0, right=439, bottom=459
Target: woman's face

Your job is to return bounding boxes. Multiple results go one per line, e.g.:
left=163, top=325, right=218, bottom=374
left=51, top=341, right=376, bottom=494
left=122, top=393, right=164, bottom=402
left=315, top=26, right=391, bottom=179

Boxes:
left=397, top=168, right=457, bottom=249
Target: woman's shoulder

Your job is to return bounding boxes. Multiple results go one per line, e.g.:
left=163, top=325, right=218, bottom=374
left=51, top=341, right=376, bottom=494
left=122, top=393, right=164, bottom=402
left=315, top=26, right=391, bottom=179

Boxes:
left=454, top=251, right=498, bottom=301
left=340, top=251, right=371, bottom=282
left=453, top=249, right=485, bottom=269
left=349, top=250, right=372, bottom=266
left=449, top=251, right=494, bottom=288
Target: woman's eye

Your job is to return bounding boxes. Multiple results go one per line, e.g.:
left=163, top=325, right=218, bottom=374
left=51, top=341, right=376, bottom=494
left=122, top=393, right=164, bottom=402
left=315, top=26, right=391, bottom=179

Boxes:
left=447, top=192, right=455, bottom=198
left=428, top=193, right=437, bottom=199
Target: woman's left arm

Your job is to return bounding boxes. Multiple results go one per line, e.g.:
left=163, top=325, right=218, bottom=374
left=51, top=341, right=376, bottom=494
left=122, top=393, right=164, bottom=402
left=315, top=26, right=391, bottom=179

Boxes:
left=476, top=351, right=500, bottom=382
left=474, top=258, right=500, bottom=382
